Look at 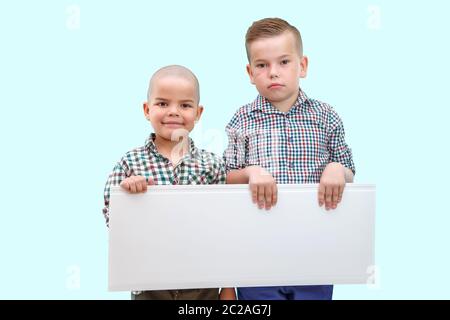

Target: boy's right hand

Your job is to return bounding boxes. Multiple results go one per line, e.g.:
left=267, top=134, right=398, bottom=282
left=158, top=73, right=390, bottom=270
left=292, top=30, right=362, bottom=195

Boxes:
left=246, top=166, right=277, bottom=210
left=120, top=175, right=154, bottom=193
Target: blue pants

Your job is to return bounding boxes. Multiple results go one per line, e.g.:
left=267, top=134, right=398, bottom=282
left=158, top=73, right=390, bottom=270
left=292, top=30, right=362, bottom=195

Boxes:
left=237, top=285, right=333, bottom=300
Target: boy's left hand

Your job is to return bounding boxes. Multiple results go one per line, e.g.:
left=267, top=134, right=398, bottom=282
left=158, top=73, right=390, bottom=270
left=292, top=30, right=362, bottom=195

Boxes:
left=318, top=162, right=346, bottom=210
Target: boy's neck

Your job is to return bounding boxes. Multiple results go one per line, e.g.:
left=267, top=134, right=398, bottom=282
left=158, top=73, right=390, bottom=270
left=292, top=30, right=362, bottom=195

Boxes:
left=269, top=91, right=299, bottom=113
left=154, top=135, right=190, bottom=165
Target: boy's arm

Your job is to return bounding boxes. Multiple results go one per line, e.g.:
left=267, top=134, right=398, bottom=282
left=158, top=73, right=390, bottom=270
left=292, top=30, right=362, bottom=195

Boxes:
left=344, top=167, right=354, bottom=183
left=227, top=166, right=277, bottom=210
left=318, top=162, right=353, bottom=210
left=319, top=109, right=355, bottom=210
left=226, top=167, right=250, bottom=184
left=224, top=114, right=277, bottom=210
left=103, top=161, right=154, bottom=226
left=103, top=162, right=128, bottom=227
left=219, top=288, right=236, bottom=300
left=210, top=156, right=227, bottom=185
left=120, top=176, right=154, bottom=193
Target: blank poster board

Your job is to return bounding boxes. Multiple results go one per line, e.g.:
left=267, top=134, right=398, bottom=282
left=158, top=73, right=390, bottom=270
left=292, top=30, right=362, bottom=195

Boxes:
left=108, top=184, right=375, bottom=291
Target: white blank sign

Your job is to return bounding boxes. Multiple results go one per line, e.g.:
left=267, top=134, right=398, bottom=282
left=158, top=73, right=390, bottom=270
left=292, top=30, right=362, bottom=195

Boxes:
left=108, top=184, right=375, bottom=291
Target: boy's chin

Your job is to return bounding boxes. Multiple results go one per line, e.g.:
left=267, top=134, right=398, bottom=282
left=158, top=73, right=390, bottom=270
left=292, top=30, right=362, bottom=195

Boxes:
left=264, top=94, right=285, bottom=103
left=265, top=91, right=296, bottom=103
left=157, top=130, right=191, bottom=142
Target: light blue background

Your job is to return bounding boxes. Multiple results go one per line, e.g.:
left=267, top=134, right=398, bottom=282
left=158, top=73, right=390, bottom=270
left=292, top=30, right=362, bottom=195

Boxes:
left=1, top=0, right=449, bottom=299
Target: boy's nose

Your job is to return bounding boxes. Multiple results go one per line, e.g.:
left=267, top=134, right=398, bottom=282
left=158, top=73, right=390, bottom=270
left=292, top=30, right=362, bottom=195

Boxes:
left=269, top=66, right=279, bottom=78
left=167, top=106, right=180, bottom=116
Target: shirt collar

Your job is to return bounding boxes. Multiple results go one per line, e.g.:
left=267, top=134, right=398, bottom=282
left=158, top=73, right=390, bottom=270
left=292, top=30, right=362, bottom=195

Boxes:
left=250, top=88, right=309, bottom=114
left=145, top=133, right=199, bottom=160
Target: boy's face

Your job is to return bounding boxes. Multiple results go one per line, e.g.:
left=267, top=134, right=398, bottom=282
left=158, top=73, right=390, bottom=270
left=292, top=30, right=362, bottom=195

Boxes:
left=246, top=31, right=308, bottom=108
left=144, top=76, right=203, bottom=142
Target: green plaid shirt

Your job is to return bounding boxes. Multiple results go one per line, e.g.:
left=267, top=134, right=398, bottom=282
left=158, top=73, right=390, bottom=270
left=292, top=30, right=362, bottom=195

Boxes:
left=102, top=133, right=226, bottom=226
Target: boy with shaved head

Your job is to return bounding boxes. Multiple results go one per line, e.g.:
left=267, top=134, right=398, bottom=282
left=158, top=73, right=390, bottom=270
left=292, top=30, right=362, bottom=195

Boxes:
left=103, top=65, right=236, bottom=300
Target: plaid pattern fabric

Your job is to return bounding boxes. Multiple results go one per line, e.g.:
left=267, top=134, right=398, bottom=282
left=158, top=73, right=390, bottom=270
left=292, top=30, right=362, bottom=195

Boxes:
left=103, top=133, right=226, bottom=225
left=224, top=89, right=355, bottom=184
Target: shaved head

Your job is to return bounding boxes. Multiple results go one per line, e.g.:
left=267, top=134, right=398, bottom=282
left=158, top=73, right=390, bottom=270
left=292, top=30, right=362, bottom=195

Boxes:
left=147, top=65, right=200, bottom=104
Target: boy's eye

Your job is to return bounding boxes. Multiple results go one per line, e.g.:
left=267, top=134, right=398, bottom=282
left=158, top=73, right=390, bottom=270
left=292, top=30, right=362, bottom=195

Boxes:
left=255, top=63, right=266, bottom=69
left=180, top=103, right=193, bottom=109
left=156, top=102, right=168, bottom=107
left=281, top=59, right=290, bottom=65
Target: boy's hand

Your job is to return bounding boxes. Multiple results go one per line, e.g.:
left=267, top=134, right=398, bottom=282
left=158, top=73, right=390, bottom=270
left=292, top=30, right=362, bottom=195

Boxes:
left=247, top=166, right=277, bottom=210
left=318, top=162, right=346, bottom=210
left=120, top=175, right=154, bottom=193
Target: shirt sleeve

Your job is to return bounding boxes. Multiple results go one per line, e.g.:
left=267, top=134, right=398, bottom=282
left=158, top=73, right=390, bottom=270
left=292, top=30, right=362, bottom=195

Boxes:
left=204, top=153, right=227, bottom=185
left=327, top=108, right=356, bottom=175
left=102, top=159, right=130, bottom=227
left=223, top=112, right=248, bottom=172
left=214, top=158, right=227, bottom=184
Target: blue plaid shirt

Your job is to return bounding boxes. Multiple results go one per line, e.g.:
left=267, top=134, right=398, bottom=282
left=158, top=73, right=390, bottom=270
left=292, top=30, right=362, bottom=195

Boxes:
left=224, top=89, right=355, bottom=183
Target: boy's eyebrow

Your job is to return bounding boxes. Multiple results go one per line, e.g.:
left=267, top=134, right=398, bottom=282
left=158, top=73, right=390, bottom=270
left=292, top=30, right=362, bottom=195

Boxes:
left=179, top=99, right=195, bottom=103
left=253, top=54, right=292, bottom=63
left=154, top=97, right=195, bottom=103
left=253, top=58, right=267, bottom=63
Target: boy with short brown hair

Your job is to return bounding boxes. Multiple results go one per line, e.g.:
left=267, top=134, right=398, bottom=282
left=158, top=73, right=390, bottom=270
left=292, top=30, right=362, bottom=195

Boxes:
left=224, top=18, right=355, bottom=300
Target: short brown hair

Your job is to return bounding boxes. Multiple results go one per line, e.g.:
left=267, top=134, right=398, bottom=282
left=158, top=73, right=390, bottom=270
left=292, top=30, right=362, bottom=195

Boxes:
left=245, top=18, right=303, bottom=62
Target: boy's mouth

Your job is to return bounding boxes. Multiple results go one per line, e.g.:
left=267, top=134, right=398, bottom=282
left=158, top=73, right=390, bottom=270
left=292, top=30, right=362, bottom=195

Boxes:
left=162, top=121, right=184, bottom=127
left=268, top=83, right=284, bottom=89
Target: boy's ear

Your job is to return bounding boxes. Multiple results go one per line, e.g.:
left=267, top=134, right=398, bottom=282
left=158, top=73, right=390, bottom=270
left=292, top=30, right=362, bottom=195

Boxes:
left=195, top=105, right=204, bottom=122
left=299, top=56, right=308, bottom=78
left=246, top=64, right=256, bottom=85
left=143, top=102, right=150, bottom=120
